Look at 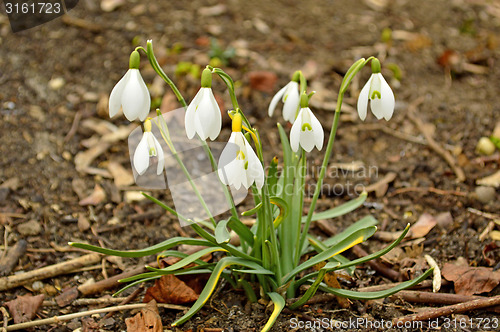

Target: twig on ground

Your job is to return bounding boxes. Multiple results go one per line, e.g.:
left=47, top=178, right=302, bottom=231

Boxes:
left=3, top=302, right=187, bottom=331
left=0, top=240, right=27, bottom=276
left=1, top=226, right=8, bottom=261
left=1, top=307, right=9, bottom=332
left=393, top=294, right=500, bottom=324
left=64, top=110, right=82, bottom=142
left=353, top=123, right=428, bottom=145
left=61, top=15, right=102, bottom=32
left=351, top=245, right=400, bottom=281
left=77, top=261, right=158, bottom=296
left=101, top=285, right=144, bottom=320
left=407, top=97, right=466, bottom=182
left=388, top=187, right=467, bottom=197
left=467, top=207, right=500, bottom=221
left=0, top=253, right=102, bottom=291
left=390, top=290, right=500, bottom=311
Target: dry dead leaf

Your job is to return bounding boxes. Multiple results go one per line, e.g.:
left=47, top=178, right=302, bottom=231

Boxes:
left=143, top=274, right=199, bottom=304
left=5, top=294, right=44, bottom=324
left=442, top=263, right=500, bottom=296
left=78, top=213, right=91, bottom=232
left=424, top=254, right=441, bottom=292
left=125, top=300, right=162, bottom=332
left=107, top=161, right=135, bottom=187
left=248, top=71, right=278, bottom=93
left=364, top=172, right=397, bottom=197
left=74, top=143, right=111, bottom=172
left=476, top=170, right=500, bottom=188
left=409, top=213, right=437, bottom=238
left=79, top=184, right=106, bottom=206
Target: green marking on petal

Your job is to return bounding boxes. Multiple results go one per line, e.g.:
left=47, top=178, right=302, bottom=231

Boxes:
left=149, top=147, right=157, bottom=156
left=371, top=91, right=381, bottom=99
left=302, top=123, right=312, bottom=131
left=244, top=161, right=248, bottom=170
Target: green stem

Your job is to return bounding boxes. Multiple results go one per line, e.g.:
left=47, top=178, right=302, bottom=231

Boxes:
left=146, top=40, right=187, bottom=108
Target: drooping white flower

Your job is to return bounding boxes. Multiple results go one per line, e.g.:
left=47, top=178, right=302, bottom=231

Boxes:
left=218, top=114, right=264, bottom=190
left=290, top=107, right=324, bottom=153
left=268, top=79, right=300, bottom=123
left=357, top=67, right=395, bottom=121
left=185, top=68, right=222, bottom=141
left=109, top=51, right=151, bottom=122
left=133, top=120, right=165, bottom=176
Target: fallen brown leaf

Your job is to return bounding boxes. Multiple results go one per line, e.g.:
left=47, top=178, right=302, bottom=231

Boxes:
left=5, top=294, right=44, bottom=324
left=125, top=300, right=162, bottom=332
left=107, top=161, right=135, bottom=187
left=442, top=263, right=500, bottom=296
left=143, top=274, right=198, bottom=304
left=248, top=71, right=278, bottom=93
left=409, top=213, right=437, bottom=238
left=79, top=184, right=106, bottom=206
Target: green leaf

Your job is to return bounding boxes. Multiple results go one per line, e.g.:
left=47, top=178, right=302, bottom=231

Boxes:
left=146, top=247, right=227, bottom=273
left=190, top=223, right=261, bottom=263
left=322, top=215, right=378, bottom=247
left=301, top=192, right=368, bottom=223
left=319, top=268, right=434, bottom=299
left=307, top=235, right=355, bottom=274
left=270, top=196, right=288, bottom=228
left=267, top=157, right=280, bottom=197
left=215, top=219, right=231, bottom=244
left=277, top=123, right=292, bottom=165
left=241, top=203, right=262, bottom=216
left=172, top=257, right=273, bottom=327
left=282, top=226, right=376, bottom=284
left=227, top=216, right=254, bottom=246
left=261, top=292, right=286, bottom=332
left=113, top=275, right=162, bottom=296
left=69, top=237, right=214, bottom=258
left=288, top=262, right=341, bottom=310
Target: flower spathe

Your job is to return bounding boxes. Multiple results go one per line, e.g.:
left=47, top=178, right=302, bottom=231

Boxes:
left=218, top=115, right=264, bottom=190
left=268, top=80, right=300, bottom=123
left=133, top=121, right=165, bottom=176
left=357, top=72, right=395, bottom=121
left=290, top=107, right=324, bottom=152
left=185, top=87, right=222, bottom=141
left=109, top=51, right=151, bottom=122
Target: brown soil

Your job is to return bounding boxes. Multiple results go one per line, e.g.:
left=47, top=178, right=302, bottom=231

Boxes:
left=1, top=0, right=499, bottom=331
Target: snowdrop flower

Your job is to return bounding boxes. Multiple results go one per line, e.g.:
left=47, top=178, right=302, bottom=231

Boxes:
left=268, top=71, right=300, bottom=123
left=185, top=68, right=222, bottom=141
left=357, top=59, right=395, bottom=121
left=109, top=50, right=151, bottom=122
left=133, top=119, right=165, bottom=176
left=218, top=114, right=264, bottom=190
left=290, top=93, right=324, bottom=153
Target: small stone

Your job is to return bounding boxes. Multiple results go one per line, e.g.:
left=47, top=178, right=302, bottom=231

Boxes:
left=475, top=186, right=496, bottom=204
left=32, top=281, right=44, bottom=291
left=475, top=137, right=496, bottom=155
left=17, top=220, right=42, bottom=236
left=48, top=77, right=65, bottom=90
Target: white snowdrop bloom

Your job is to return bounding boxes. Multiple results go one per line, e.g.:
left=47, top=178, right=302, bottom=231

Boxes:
left=357, top=61, right=395, bottom=121
left=290, top=107, right=324, bottom=153
left=109, top=51, right=151, bottom=122
left=268, top=79, right=300, bottom=123
left=218, top=114, right=264, bottom=190
left=185, top=68, right=222, bottom=141
left=133, top=120, right=165, bottom=176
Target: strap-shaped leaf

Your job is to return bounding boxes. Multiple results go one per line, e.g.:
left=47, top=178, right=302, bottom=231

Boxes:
left=307, top=235, right=355, bottom=274
left=172, top=257, right=273, bottom=327
left=323, top=215, right=378, bottom=247
left=69, top=237, right=214, bottom=258
left=288, top=262, right=340, bottom=310
left=190, top=223, right=260, bottom=263
left=262, top=292, right=286, bottom=332
left=319, top=268, right=434, bottom=299
left=146, top=247, right=227, bottom=273
left=282, top=226, right=376, bottom=284
left=241, top=202, right=262, bottom=216
left=301, top=192, right=368, bottom=223
left=215, top=219, right=231, bottom=244
left=270, top=196, right=288, bottom=228
left=227, top=216, right=254, bottom=246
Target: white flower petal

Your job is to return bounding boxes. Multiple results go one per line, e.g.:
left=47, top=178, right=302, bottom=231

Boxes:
left=109, top=70, right=131, bottom=118
left=245, top=141, right=264, bottom=189
left=289, top=109, right=303, bottom=152
left=202, top=88, right=222, bottom=141
left=282, top=82, right=300, bottom=123
left=137, top=72, right=151, bottom=121
left=185, top=88, right=205, bottom=139
left=379, top=74, right=395, bottom=121
left=357, top=76, right=372, bottom=121
left=268, top=84, right=287, bottom=117
left=122, top=69, right=149, bottom=121
left=133, top=133, right=150, bottom=175
left=152, top=135, right=165, bottom=175
left=308, top=109, right=324, bottom=150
